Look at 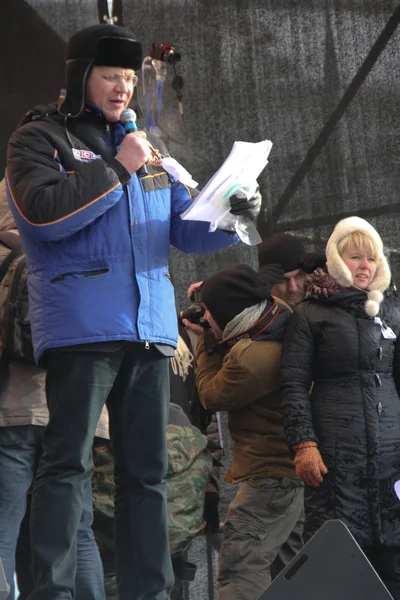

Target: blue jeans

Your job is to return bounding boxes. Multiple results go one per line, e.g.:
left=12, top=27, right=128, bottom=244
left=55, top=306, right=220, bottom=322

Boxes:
left=0, top=424, right=105, bottom=600
left=28, top=344, right=173, bottom=600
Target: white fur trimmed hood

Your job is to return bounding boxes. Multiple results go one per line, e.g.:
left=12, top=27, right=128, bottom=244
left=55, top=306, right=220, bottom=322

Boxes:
left=326, top=216, right=391, bottom=317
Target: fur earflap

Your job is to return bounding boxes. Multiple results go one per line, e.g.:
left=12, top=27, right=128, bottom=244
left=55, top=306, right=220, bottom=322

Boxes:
left=326, top=217, right=391, bottom=316
left=326, top=241, right=354, bottom=288
left=368, top=255, right=391, bottom=294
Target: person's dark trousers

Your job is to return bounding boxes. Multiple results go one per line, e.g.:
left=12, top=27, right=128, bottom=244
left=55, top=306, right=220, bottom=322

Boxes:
left=364, top=548, right=400, bottom=599
left=27, top=343, right=174, bottom=600
left=0, top=425, right=104, bottom=600
left=16, top=481, right=105, bottom=600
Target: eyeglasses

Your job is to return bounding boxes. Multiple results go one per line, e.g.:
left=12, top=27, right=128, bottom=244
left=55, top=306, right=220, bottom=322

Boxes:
left=100, top=73, right=139, bottom=87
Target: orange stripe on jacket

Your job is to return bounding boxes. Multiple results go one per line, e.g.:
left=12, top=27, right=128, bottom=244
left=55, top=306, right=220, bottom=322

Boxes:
left=5, top=170, right=120, bottom=227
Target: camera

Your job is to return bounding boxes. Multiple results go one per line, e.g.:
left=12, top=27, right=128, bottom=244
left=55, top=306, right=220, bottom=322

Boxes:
left=178, top=291, right=206, bottom=326
left=149, top=43, right=181, bottom=65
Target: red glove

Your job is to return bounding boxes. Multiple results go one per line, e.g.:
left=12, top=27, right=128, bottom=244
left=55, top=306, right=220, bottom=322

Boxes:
left=293, top=442, right=328, bottom=487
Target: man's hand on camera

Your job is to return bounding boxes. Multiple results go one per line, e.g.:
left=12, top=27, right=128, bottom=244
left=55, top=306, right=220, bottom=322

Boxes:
left=187, top=281, right=204, bottom=301
left=182, top=318, right=204, bottom=336
left=114, top=132, right=152, bottom=174
left=229, top=184, right=262, bottom=222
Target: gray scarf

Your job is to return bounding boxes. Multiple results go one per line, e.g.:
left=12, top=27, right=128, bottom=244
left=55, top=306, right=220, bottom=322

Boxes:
left=222, top=300, right=267, bottom=339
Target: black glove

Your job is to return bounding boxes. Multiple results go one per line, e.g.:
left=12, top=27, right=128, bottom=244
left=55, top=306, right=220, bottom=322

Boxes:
left=203, top=491, right=220, bottom=533
left=229, top=185, right=262, bottom=222
left=258, top=264, right=285, bottom=294
left=299, top=252, right=326, bottom=274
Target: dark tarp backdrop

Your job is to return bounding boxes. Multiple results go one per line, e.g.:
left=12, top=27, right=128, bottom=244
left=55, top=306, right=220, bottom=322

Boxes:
left=1, top=0, right=399, bottom=308
left=1, top=2, right=399, bottom=596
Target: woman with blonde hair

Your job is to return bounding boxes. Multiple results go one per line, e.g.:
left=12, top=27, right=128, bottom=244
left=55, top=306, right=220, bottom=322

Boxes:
left=280, top=216, right=400, bottom=597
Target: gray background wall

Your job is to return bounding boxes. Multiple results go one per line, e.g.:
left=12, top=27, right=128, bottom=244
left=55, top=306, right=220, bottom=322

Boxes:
left=1, top=2, right=399, bottom=596
left=1, top=0, right=399, bottom=309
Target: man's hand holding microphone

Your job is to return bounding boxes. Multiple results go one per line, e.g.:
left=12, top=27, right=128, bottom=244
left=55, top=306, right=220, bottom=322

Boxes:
left=114, top=109, right=152, bottom=176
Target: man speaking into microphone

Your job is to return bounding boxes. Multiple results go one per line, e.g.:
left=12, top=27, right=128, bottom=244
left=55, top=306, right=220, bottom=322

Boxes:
left=5, top=23, right=261, bottom=600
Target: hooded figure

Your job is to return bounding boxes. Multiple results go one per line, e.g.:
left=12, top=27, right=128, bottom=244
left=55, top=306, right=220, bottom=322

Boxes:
left=195, top=263, right=305, bottom=600
left=280, top=216, right=400, bottom=598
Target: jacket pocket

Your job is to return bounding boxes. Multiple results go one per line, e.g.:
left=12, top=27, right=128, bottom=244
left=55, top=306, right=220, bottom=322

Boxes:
left=220, top=519, right=267, bottom=571
left=50, top=268, right=109, bottom=284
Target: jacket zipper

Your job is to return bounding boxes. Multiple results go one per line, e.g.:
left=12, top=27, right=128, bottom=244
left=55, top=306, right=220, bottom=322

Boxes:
left=135, top=178, right=152, bottom=349
left=50, top=269, right=109, bottom=283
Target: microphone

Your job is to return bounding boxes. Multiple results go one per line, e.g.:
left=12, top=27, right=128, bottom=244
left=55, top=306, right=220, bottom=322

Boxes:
left=120, top=109, right=148, bottom=176
left=120, top=108, right=139, bottom=133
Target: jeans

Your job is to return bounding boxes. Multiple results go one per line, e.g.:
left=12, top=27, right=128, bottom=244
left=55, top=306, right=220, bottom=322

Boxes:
left=0, top=425, right=104, bottom=600
left=218, top=477, right=305, bottom=600
left=28, top=343, right=173, bottom=600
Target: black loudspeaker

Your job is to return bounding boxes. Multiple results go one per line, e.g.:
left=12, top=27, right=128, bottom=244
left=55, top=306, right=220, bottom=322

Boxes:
left=258, top=520, right=393, bottom=600
left=0, top=557, right=10, bottom=600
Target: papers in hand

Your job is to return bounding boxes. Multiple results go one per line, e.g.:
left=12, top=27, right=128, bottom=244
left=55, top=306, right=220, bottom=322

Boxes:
left=161, top=156, right=198, bottom=188
left=180, top=139, right=273, bottom=245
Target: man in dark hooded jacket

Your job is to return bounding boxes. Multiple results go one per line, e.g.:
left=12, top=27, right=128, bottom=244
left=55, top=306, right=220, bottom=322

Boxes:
left=185, top=264, right=304, bottom=600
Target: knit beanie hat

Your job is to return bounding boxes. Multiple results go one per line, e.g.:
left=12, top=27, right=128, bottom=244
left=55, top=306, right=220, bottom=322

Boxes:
left=258, top=233, right=305, bottom=273
left=326, top=216, right=391, bottom=316
left=58, top=24, right=142, bottom=118
left=201, top=264, right=272, bottom=331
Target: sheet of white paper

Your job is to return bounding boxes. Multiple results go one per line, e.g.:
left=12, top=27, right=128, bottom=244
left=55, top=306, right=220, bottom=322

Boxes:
left=161, top=157, right=198, bottom=188
left=181, top=139, right=272, bottom=224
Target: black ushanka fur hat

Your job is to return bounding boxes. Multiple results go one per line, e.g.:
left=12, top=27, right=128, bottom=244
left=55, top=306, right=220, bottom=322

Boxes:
left=58, top=24, right=142, bottom=119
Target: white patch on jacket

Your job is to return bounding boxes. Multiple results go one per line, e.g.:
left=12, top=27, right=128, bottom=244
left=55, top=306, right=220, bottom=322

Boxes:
left=72, top=149, right=102, bottom=163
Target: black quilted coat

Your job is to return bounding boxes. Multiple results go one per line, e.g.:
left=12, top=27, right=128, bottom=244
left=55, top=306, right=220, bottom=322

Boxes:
left=280, top=286, right=400, bottom=549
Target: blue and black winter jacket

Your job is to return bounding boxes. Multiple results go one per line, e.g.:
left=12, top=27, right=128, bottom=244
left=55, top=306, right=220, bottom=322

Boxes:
left=5, top=104, right=238, bottom=362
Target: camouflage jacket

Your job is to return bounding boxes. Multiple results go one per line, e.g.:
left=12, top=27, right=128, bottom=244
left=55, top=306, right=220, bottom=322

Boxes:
left=166, top=424, right=212, bottom=555
left=92, top=421, right=212, bottom=595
